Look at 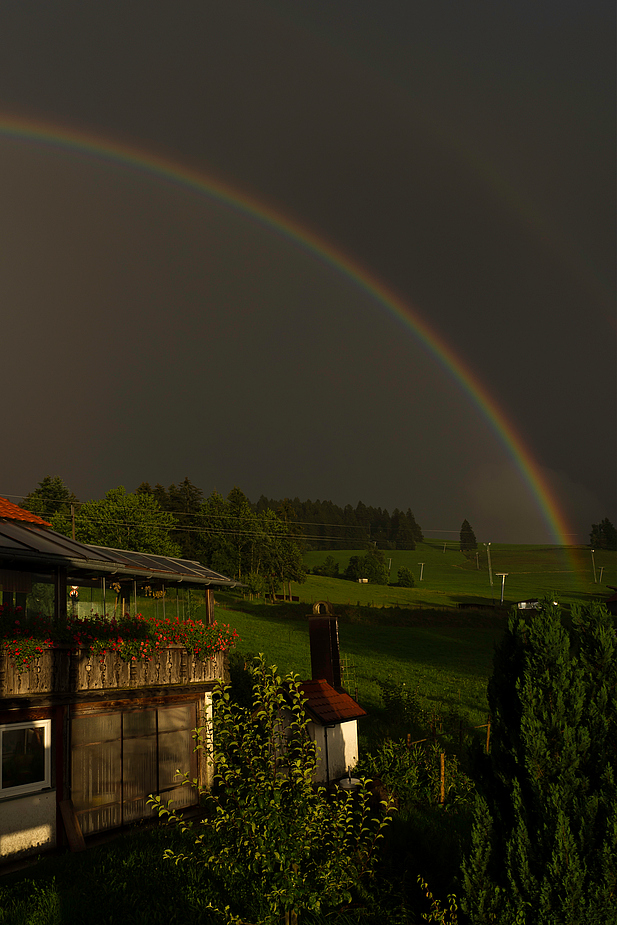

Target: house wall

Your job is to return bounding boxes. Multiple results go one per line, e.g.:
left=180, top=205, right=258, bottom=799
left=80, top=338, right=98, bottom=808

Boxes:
left=0, top=790, right=56, bottom=861
left=309, top=720, right=359, bottom=783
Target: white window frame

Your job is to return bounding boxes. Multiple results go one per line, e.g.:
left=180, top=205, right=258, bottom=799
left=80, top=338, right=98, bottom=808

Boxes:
left=0, top=719, right=52, bottom=797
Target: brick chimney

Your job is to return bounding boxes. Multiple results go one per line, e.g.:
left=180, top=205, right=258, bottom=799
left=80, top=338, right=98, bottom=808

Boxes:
left=309, top=601, right=341, bottom=688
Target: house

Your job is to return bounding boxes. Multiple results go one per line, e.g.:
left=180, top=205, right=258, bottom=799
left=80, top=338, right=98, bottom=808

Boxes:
left=301, top=603, right=366, bottom=783
left=0, top=497, right=238, bottom=864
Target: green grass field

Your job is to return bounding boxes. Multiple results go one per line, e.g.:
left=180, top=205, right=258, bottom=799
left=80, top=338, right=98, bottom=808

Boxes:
left=298, top=541, right=616, bottom=609
left=216, top=602, right=505, bottom=729
left=216, top=542, right=615, bottom=731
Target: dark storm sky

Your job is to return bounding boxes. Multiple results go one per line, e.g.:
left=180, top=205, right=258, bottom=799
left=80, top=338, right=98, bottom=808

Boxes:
left=0, top=0, right=614, bottom=543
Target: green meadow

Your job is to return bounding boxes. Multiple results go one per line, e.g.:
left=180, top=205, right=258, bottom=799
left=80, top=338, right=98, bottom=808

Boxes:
left=216, top=602, right=504, bottom=729
left=299, top=541, right=616, bottom=609
left=215, top=542, right=615, bottom=731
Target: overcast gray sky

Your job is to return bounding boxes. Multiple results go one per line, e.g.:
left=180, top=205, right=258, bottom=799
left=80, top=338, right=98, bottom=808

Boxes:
left=0, top=0, right=614, bottom=543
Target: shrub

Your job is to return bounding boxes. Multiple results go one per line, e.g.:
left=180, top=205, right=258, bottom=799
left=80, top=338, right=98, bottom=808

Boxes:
left=150, top=656, right=394, bottom=924
left=461, top=601, right=617, bottom=924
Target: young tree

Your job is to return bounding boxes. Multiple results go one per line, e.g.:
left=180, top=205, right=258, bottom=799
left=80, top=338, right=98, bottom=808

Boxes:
left=461, top=601, right=617, bottom=924
left=151, top=657, right=392, bottom=924
left=459, top=519, right=477, bottom=551
left=344, top=547, right=389, bottom=584
left=21, top=475, right=79, bottom=536
left=397, top=566, right=415, bottom=587
left=312, top=555, right=340, bottom=578
left=590, top=517, right=617, bottom=551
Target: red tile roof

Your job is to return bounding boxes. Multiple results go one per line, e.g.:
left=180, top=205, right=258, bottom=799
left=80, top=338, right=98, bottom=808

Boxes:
left=300, top=679, right=367, bottom=725
left=0, top=497, right=51, bottom=526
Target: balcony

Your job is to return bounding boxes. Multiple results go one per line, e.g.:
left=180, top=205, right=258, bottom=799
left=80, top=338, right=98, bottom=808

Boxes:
left=0, top=646, right=227, bottom=698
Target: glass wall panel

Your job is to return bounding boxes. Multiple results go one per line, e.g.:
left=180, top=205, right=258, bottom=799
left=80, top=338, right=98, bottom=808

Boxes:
left=123, top=710, right=156, bottom=738
left=70, top=700, right=198, bottom=835
left=78, top=803, right=122, bottom=837
left=72, top=713, right=121, bottom=747
left=158, top=730, right=192, bottom=790
left=162, top=784, right=198, bottom=809
left=123, top=736, right=157, bottom=802
left=71, top=740, right=121, bottom=815
left=158, top=704, right=194, bottom=733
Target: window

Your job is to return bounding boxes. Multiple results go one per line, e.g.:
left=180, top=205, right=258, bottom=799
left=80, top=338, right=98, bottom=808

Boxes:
left=71, top=702, right=199, bottom=835
left=0, top=720, right=52, bottom=797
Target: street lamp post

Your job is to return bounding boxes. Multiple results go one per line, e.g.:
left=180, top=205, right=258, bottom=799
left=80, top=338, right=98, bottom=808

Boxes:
left=496, top=573, right=508, bottom=605
left=484, top=543, right=493, bottom=587
left=591, top=549, right=597, bottom=583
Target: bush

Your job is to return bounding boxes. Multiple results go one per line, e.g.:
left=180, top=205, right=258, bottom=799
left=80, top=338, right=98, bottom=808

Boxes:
left=151, top=656, right=393, bottom=924
left=312, top=555, right=340, bottom=578
left=344, top=548, right=389, bottom=585
left=397, top=566, right=415, bottom=587
left=461, top=601, right=617, bottom=924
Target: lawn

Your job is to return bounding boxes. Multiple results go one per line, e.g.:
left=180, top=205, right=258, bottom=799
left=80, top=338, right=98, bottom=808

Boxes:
left=217, top=540, right=615, bottom=730
left=216, top=602, right=504, bottom=728
left=0, top=826, right=225, bottom=925
left=298, top=541, right=616, bottom=609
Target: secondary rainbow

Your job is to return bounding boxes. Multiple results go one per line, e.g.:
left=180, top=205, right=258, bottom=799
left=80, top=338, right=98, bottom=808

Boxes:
left=0, top=115, right=575, bottom=546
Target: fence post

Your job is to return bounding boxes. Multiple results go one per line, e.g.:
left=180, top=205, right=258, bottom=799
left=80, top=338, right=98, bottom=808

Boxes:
left=440, top=752, right=445, bottom=804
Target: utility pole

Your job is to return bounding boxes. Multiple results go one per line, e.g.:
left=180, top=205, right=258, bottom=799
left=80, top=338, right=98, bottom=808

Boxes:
left=591, top=549, right=597, bottom=583
left=485, top=542, right=493, bottom=587
left=418, top=563, right=425, bottom=581
left=496, top=573, right=508, bottom=605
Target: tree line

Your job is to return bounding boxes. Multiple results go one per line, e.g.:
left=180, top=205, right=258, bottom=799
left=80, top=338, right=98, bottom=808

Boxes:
left=19, top=477, right=305, bottom=598
left=254, top=493, right=424, bottom=550
left=19, top=477, right=427, bottom=555
left=17, top=476, right=427, bottom=597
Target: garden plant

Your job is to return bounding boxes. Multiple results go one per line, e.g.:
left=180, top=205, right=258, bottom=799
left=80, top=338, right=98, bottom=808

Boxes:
left=0, top=605, right=238, bottom=671
left=150, top=655, right=394, bottom=925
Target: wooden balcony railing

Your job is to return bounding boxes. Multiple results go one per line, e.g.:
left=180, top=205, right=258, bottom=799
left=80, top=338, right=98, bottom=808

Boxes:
left=0, top=647, right=226, bottom=697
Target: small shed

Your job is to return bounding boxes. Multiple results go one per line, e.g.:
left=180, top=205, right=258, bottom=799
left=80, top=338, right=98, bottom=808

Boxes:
left=300, top=679, right=366, bottom=783
left=301, top=602, right=366, bottom=783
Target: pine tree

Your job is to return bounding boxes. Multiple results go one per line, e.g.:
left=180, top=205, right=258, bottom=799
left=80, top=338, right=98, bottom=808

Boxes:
left=21, top=476, right=79, bottom=535
left=461, top=601, right=617, bottom=924
left=460, top=519, right=477, bottom=551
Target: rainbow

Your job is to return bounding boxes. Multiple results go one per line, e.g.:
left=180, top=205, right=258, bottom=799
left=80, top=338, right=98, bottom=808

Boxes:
left=0, top=114, right=576, bottom=546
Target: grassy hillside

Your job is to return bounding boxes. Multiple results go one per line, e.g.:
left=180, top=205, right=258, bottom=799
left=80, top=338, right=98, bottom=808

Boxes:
left=297, top=541, right=616, bottom=609
left=216, top=542, right=615, bottom=734
left=216, top=601, right=505, bottom=730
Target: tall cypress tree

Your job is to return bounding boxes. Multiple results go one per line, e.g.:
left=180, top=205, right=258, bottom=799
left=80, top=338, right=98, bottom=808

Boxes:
left=460, top=519, right=477, bottom=551
left=461, top=602, right=617, bottom=924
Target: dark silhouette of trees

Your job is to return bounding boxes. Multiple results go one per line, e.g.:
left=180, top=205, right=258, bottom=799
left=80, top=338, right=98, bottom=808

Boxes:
left=590, top=518, right=617, bottom=550
left=460, top=519, right=478, bottom=551
left=21, top=476, right=79, bottom=535
left=344, top=547, right=389, bottom=584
